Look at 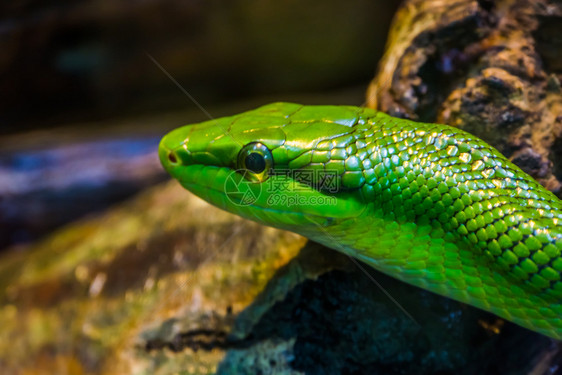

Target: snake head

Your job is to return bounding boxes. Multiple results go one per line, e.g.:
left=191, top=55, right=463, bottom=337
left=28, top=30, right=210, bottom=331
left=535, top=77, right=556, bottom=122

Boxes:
left=159, top=102, right=369, bottom=234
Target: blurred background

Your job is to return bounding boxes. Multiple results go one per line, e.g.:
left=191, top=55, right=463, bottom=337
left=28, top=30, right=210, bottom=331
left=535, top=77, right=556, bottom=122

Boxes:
left=0, top=0, right=401, bottom=251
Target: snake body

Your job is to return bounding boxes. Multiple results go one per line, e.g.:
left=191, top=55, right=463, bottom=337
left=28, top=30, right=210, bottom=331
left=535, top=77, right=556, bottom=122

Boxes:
left=159, top=102, right=562, bottom=339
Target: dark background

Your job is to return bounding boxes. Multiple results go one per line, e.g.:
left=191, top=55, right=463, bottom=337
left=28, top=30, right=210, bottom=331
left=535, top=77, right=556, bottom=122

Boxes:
left=0, top=0, right=400, bottom=250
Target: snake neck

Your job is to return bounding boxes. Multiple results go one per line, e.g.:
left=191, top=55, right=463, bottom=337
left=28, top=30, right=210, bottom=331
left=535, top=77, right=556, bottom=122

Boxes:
left=337, top=114, right=562, bottom=297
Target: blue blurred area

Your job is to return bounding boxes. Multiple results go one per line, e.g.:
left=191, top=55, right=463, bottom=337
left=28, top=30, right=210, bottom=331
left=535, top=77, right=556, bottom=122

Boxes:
left=0, top=136, right=166, bottom=250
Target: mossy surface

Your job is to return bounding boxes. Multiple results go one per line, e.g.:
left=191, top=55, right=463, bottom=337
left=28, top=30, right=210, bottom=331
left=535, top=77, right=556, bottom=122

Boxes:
left=0, top=181, right=306, bottom=374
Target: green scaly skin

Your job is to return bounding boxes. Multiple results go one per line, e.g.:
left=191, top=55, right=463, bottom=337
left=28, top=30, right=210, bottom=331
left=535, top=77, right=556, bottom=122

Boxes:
left=159, top=102, right=562, bottom=339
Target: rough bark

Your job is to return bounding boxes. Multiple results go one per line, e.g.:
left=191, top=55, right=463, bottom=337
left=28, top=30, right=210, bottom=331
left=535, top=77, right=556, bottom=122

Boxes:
left=0, top=182, right=307, bottom=374
left=368, top=0, right=562, bottom=195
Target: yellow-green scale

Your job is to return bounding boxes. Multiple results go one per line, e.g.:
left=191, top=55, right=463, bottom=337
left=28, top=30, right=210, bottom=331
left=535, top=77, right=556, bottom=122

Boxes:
left=297, top=112, right=562, bottom=338
left=159, top=102, right=562, bottom=339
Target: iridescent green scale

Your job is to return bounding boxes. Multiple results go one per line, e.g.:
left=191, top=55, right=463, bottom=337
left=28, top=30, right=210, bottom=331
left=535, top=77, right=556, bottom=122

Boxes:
left=272, top=106, right=562, bottom=336
left=159, top=102, right=562, bottom=339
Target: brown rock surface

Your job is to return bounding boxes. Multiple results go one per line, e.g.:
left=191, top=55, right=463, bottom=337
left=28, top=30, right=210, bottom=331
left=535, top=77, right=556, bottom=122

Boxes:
left=0, top=181, right=307, bottom=374
left=368, top=0, right=562, bottom=195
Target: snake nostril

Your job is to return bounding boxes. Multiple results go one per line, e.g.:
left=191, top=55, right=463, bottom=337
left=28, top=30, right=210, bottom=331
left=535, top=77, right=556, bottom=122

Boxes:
left=168, top=151, right=178, bottom=164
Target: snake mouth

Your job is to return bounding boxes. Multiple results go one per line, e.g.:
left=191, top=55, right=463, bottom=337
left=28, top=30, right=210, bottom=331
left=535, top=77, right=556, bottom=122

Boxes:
left=168, top=163, right=369, bottom=236
left=174, top=164, right=327, bottom=217
left=158, top=119, right=368, bottom=230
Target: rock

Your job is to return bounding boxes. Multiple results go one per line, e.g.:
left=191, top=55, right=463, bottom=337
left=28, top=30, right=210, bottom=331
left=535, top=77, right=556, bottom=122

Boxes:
left=1, top=180, right=555, bottom=374
left=367, top=0, right=562, bottom=196
left=0, top=181, right=306, bottom=374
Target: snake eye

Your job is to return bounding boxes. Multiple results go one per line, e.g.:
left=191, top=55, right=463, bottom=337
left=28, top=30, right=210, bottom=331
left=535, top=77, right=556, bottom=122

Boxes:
left=245, top=152, right=266, bottom=173
left=237, top=142, right=273, bottom=182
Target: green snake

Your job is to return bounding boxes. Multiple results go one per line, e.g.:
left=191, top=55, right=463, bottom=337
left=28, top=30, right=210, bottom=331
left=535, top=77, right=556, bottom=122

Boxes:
left=159, top=102, right=562, bottom=340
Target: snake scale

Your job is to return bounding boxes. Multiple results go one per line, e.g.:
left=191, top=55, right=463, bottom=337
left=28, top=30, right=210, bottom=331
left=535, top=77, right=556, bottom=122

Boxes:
left=159, top=102, right=562, bottom=340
